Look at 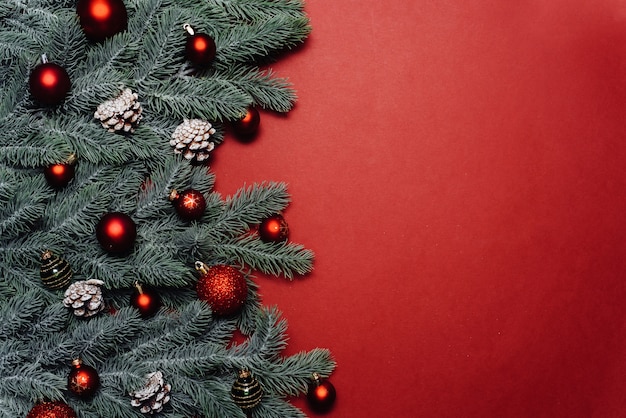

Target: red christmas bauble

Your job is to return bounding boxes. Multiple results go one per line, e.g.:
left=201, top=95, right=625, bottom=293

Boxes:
left=68, top=359, right=100, bottom=398
left=29, top=62, right=71, bottom=106
left=26, top=401, right=77, bottom=418
left=44, top=155, right=77, bottom=189
left=195, top=262, right=247, bottom=316
left=169, top=189, right=206, bottom=221
left=258, top=214, right=289, bottom=243
left=96, top=212, right=137, bottom=254
left=185, top=33, right=216, bottom=67
left=307, top=374, right=336, bottom=414
left=130, top=282, right=162, bottom=318
left=232, top=107, right=260, bottom=137
left=76, top=0, right=128, bottom=42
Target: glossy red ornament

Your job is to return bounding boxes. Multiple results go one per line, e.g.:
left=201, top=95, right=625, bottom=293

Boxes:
left=76, top=0, right=128, bottom=42
left=232, top=107, right=260, bottom=137
left=26, top=401, right=77, bottom=418
left=184, top=25, right=216, bottom=67
left=96, top=212, right=137, bottom=254
left=307, top=373, right=336, bottom=414
left=195, top=262, right=247, bottom=316
left=169, top=189, right=206, bottom=221
left=68, top=359, right=100, bottom=398
left=29, top=62, right=71, bottom=106
left=258, top=214, right=289, bottom=243
left=44, top=154, right=77, bottom=189
left=131, top=282, right=162, bottom=318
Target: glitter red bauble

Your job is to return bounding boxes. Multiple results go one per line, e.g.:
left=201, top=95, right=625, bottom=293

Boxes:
left=169, top=189, right=206, bottom=221
left=195, top=263, right=247, bottom=316
left=68, top=359, right=100, bottom=398
left=96, top=212, right=137, bottom=254
left=185, top=33, right=216, bottom=67
left=232, top=107, right=260, bottom=138
left=258, top=214, right=289, bottom=243
left=26, top=401, right=77, bottom=418
left=29, top=62, right=71, bottom=106
left=76, top=0, right=128, bottom=42
left=307, top=375, right=337, bottom=414
left=131, top=283, right=162, bottom=318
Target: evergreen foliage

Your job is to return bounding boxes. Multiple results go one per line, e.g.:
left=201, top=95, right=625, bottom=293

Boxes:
left=0, top=0, right=334, bottom=417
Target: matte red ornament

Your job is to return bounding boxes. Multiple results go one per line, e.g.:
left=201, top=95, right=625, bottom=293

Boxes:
left=26, top=401, right=77, bottom=418
left=44, top=154, right=77, bottom=189
left=184, top=26, right=216, bottom=67
left=232, top=107, right=260, bottom=138
left=258, top=214, right=289, bottom=243
left=96, top=212, right=137, bottom=254
left=29, top=62, right=71, bottom=106
left=169, top=189, right=206, bottom=221
left=68, top=359, right=100, bottom=398
left=195, top=262, right=247, bottom=316
left=131, top=282, right=162, bottom=318
left=307, top=373, right=336, bottom=414
left=76, top=0, right=128, bottom=42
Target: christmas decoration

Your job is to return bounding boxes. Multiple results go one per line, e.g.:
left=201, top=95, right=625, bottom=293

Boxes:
left=96, top=212, right=137, bottom=254
left=195, top=262, right=247, bottom=316
left=258, top=214, right=289, bottom=243
left=94, top=88, right=143, bottom=133
left=76, top=0, right=128, bottom=42
left=129, top=371, right=172, bottom=414
left=63, top=279, right=105, bottom=318
left=184, top=24, right=217, bottom=67
left=68, top=359, right=100, bottom=398
left=169, top=189, right=206, bottom=221
left=44, top=154, right=77, bottom=189
left=231, top=370, right=263, bottom=414
left=307, top=372, right=336, bottom=413
left=26, top=401, right=77, bottom=418
left=29, top=58, right=71, bottom=106
left=232, top=107, right=261, bottom=138
left=130, top=282, right=162, bottom=318
left=40, top=250, right=73, bottom=290
left=170, top=118, right=216, bottom=162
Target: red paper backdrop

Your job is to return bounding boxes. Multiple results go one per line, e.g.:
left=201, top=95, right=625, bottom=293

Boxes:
left=211, top=1, right=626, bottom=417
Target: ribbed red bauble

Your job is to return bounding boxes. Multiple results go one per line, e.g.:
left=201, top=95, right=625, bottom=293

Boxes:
left=76, top=0, right=128, bottom=42
left=130, top=282, right=162, bottom=318
left=44, top=154, right=77, bottom=189
left=258, top=214, right=289, bottom=243
left=26, top=401, right=77, bottom=418
left=68, top=359, right=100, bottom=398
left=232, top=107, right=260, bottom=138
left=96, top=212, right=137, bottom=254
left=307, top=373, right=337, bottom=414
left=195, top=262, right=247, bottom=316
left=169, top=189, right=206, bottom=221
left=184, top=25, right=216, bottom=67
left=29, top=62, right=71, bottom=106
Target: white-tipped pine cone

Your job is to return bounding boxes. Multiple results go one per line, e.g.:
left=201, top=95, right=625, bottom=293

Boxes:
left=63, top=279, right=105, bottom=318
left=130, top=371, right=172, bottom=414
left=170, top=118, right=216, bottom=162
left=94, top=88, right=143, bottom=133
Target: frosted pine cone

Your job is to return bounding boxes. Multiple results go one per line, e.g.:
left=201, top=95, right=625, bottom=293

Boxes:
left=130, top=371, right=172, bottom=414
left=94, top=88, right=143, bottom=133
left=170, top=119, right=216, bottom=162
left=63, top=279, right=105, bottom=318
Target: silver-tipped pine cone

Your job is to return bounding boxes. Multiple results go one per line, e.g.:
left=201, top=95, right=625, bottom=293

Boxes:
left=94, top=88, right=143, bottom=133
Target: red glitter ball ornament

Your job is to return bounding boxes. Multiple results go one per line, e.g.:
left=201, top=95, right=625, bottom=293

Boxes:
left=195, top=262, right=247, bottom=316
left=44, top=154, right=77, bottom=189
left=232, top=107, right=260, bottom=138
left=130, top=282, right=162, bottom=318
left=307, top=373, right=337, bottom=414
left=68, top=359, right=100, bottom=398
left=29, top=61, right=71, bottom=106
left=184, top=24, right=216, bottom=67
left=26, top=401, right=77, bottom=418
left=76, top=0, right=128, bottom=42
left=169, top=189, right=206, bottom=221
left=258, top=214, right=289, bottom=243
left=96, top=212, right=137, bottom=254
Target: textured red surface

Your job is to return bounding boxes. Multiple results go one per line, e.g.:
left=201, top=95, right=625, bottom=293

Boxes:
left=211, top=1, right=626, bottom=417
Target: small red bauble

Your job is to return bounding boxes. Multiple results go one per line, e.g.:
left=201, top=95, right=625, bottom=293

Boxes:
left=68, top=359, right=100, bottom=398
left=29, top=62, right=71, bottom=106
left=131, top=282, right=162, bottom=318
left=307, top=373, right=336, bottom=414
left=44, top=154, right=77, bottom=189
left=195, top=262, right=247, bottom=316
left=232, top=107, right=260, bottom=138
left=96, top=212, right=137, bottom=254
left=258, top=214, right=289, bottom=243
left=184, top=26, right=216, bottom=67
left=169, top=189, right=206, bottom=221
left=76, top=0, right=128, bottom=42
left=26, top=401, right=77, bottom=418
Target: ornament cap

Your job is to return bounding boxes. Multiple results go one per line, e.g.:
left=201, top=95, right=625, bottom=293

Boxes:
left=183, top=23, right=195, bottom=36
left=168, top=189, right=180, bottom=202
left=195, top=261, right=209, bottom=275
left=72, top=358, right=82, bottom=367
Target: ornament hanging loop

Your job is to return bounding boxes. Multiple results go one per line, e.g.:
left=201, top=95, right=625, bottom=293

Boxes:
left=183, top=23, right=195, bottom=36
left=41, top=53, right=48, bottom=64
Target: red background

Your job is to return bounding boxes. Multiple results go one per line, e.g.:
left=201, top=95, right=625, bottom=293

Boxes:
left=211, top=1, right=626, bottom=417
